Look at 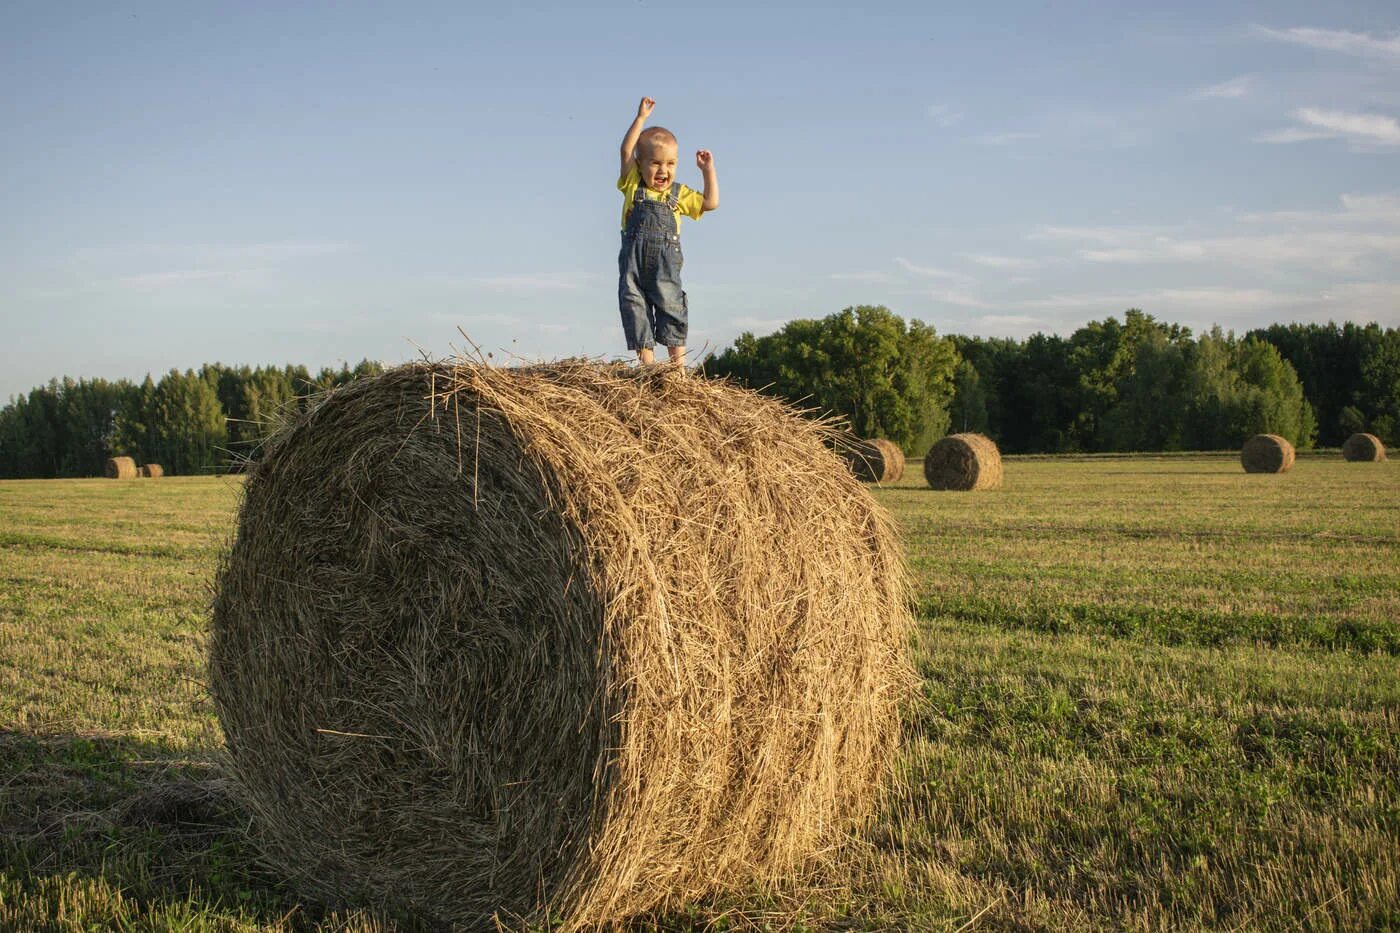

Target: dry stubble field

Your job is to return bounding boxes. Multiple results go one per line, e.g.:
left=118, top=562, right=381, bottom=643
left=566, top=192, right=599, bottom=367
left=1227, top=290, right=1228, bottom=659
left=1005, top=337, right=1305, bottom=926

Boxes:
left=1, top=453, right=1397, bottom=930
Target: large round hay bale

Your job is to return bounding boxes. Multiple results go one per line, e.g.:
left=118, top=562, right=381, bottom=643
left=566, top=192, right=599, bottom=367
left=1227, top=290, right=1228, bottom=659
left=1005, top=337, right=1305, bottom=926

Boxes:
left=1241, top=434, right=1295, bottom=473
left=1342, top=433, right=1386, bottom=462
left=840, top=437, right=903, bottom=483
left=923, top=433, right=1002, bottom=491
left=104, top=456, right=137, bottom=479
left=210, top=362, right=913, bottom=929
left=141, top=463, right=165, bottom=478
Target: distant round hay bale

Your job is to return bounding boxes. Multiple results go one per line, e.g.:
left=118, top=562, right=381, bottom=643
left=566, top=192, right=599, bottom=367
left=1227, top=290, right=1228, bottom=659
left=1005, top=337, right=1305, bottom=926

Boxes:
left=871, top=439, right=905, bottom=482
left=104, top=456, right=137, bottom=479
left=1341, top=433, right=1386, bottom=462
left=1240, top=434, right=1295, bottom=473
left=141, top=463, right=165, bottom=478
left=210, top=362, right=913, bottom=929
left=840, top=437, right=903, bottom=483
left=923, top=433, right=1002, bottom=491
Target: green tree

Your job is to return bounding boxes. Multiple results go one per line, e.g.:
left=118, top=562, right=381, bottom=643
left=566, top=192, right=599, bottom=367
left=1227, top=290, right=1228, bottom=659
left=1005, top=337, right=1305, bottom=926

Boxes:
left=949, top=360, right=989, bottom=434
left=707, top=306, right=958, bottom=452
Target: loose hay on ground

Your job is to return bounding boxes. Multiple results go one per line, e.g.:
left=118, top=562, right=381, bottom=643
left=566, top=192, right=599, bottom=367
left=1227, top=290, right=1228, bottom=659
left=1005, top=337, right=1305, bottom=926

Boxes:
left=209, top=361, right=914, bottom=931
left=104, top=456, right=137, bottom=480
left=1341, top=433, right=1386, bottom=462
left=923, top=433, right=1003, bottom=491
left=1241, top=434, right=1296, bottom=473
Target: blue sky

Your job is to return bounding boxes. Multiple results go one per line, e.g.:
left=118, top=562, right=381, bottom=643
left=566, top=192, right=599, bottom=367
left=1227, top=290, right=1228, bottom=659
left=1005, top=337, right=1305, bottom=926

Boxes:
left=3, top=1, right=1398, bottom=400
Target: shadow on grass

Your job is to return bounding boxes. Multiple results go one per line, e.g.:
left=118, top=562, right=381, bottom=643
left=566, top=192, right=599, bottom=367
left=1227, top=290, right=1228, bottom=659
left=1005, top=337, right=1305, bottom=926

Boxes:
left=0, top=728, right=418, bottom=931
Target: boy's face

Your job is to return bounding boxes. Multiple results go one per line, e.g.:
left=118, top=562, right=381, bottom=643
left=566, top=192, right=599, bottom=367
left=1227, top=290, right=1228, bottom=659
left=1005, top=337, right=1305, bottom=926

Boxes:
left=638, top=139, right=678, bottom=191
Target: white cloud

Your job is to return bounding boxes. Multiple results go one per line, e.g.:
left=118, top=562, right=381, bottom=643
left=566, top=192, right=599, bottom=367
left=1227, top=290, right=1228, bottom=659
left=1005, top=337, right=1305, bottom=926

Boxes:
left=1194, top=76, right=1254, bottom=99
left=1257, top=108, right=1400, bottom=148
left=1075, top=231, right=1400, bottom=270
left=1255, top=127, right=1338, bottom=144
left=1254, top=26, right=1400, bottom=62
left=1299, top=107, right=1400, bottom=144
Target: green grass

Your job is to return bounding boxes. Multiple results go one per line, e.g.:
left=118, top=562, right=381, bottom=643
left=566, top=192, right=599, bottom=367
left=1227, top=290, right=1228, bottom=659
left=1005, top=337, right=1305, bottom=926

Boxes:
left=1, top=457, right=1397, bottom=930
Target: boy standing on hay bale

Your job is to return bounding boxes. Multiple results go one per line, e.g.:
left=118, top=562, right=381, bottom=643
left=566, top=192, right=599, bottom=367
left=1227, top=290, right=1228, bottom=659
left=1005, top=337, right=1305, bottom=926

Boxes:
left=617, top=96, right=719, bottom=366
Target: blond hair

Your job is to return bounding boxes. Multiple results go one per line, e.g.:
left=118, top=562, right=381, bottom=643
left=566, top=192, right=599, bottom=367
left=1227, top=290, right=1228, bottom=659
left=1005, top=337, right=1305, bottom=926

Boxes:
left=637, top=126, right=677, bottom=159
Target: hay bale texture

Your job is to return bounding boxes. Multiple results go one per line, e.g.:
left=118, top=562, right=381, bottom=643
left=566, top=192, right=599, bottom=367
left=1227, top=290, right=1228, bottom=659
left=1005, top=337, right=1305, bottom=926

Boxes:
left=1241, top=434, right=1295, bottom=473
left=104, top=456, right=137, bottom=479
left=841, top=437, right=904, bottom=483
left=141, top=463, right=164, bottom=478
left=210, top=361, right=913, bottom=930
left=923, top=433, right=1003, bottom=491
left=1342, top=433, right=1386, bottom=462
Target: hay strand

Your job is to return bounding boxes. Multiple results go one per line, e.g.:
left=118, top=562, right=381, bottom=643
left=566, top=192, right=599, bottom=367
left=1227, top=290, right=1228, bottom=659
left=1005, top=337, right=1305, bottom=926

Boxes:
left=209, top=361, right=914, bottom=930
left=923, top=433, right=1003, bottom=491
left=1241, top=434, right=1295, bottom=473
left=1341, top=433, right=1386, bottom=462
left=104, top=456, right=137, bottom=479
left=141, top=463, right=165, bottom=478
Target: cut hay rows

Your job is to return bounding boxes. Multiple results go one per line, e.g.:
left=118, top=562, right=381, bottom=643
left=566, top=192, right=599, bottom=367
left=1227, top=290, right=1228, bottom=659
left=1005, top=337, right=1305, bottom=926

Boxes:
left=1342, top=433, right=1386, bottom=462
left=141, top=463, right=164, bottom=478
left=209, top=361, right=914, bottom=930
left=924, top=433, right=1003, bottom=491
left=1241, top=434, right=1295, bottom=474
left=841, top=437, right=903, bottom=483
left=104, top=456, right=137, bottom=480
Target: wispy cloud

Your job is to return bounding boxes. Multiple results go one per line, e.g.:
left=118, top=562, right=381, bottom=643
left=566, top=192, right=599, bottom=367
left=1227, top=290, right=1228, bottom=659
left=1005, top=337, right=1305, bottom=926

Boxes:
left=827, top=271, right=895, bottom=284
left=1194, top=75, right=1254, bottom=99
left=894, top=257, right=964, bottom=280
left=972, top=131, right=1040, bottom=146
left=75, top=240, right=353, bottom=264
left=1258, top=107, right=1400, bottom=148
left=727, top=315, right=790, bottom=335
left=927, top=104, right=961, bottom=128
left=923, top=287, right=989, bottom=308
left=1238, top=191, right=1400, bottom=224
left=962, top=253, right=1039, bottom=270
left=115, top=269, right=248, bottom=290
left=469, top=272, right=590, bottom=291
left=1254, top=25, right=1400, bottom=62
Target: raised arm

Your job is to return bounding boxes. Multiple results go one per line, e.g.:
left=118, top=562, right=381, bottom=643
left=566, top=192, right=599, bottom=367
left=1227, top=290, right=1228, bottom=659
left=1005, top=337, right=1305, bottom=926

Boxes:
left=696, top=150, right=719, bottom=211
left=620, top=97, right=655, bottom=178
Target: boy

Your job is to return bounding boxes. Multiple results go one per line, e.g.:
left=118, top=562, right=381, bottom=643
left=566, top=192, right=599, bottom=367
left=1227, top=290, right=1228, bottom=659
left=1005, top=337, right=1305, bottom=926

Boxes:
left=617, top=96, right=719, bottom=366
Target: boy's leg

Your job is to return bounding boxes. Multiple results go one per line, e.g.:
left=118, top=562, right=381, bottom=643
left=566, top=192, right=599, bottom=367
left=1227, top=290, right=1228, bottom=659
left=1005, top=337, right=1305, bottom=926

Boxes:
left=647, top=249, right=688, bottom=366
left=618, top=244, right=654, bottom=360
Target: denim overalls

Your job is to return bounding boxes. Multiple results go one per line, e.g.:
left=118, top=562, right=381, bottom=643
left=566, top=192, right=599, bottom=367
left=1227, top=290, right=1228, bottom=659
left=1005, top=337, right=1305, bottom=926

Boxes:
left=618, top=182, right=687, bottom=350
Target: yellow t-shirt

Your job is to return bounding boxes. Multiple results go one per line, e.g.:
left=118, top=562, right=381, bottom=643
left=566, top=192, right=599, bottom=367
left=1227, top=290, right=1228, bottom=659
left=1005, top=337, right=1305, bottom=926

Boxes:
left=617, top=162, right=706, bottom=234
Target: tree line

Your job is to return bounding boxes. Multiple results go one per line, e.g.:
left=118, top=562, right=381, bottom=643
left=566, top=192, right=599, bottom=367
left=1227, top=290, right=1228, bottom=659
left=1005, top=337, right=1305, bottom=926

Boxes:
left=0, top=361, right=382, bottom=478
left=704, top=308, right=1399, bottom=455
left=2, top=311, right=1395, bottom=477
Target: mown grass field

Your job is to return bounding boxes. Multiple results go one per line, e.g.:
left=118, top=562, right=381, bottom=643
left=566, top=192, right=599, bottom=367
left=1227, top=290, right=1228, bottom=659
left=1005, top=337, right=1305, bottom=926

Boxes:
left=1, top=454, right=1397, bottom=930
